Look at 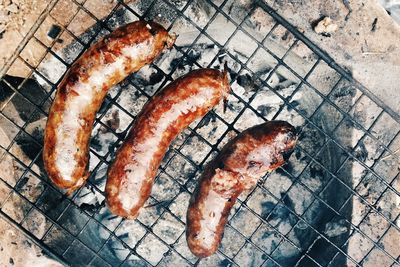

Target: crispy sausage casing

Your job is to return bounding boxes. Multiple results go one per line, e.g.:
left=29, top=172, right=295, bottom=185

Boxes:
left=43, top=21, right=175, bottom=192
left=106, top=69, right=230, bottom=219
left=186, top=121, right=297, bottom=258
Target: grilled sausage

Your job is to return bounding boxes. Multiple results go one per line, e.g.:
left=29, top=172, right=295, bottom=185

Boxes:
left=186, top=121, right=297, bottom=258
left=43, top=21, right=176, bottom=193
left=106, top=69, right=230, bottom=219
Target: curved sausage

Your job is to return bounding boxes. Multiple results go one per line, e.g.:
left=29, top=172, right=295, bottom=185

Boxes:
left=186, top=121, right=297, bottom=258
left=43, top=21, right=176, bottom=192
left=106, top=68, right=230, bottom=219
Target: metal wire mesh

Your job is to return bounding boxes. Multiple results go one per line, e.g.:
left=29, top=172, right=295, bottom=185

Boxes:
left=0, top=0, right=399, bottom=266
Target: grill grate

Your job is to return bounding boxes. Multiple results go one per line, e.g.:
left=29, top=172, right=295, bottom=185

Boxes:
left=0, top=0, right=399, bottom=266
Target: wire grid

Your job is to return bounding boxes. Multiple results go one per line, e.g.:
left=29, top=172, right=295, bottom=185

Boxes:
left=0, top=0, right=399, bottom=266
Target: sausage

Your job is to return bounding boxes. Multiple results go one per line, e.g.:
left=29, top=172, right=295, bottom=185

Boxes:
left=106, top=69, right=230, bottom=219
left=186, top=121, right=297, bottom=258
left=43, top=21, right=176, bottom=193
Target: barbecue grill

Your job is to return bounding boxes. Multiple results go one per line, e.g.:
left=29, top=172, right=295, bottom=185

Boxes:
left=0, top=0, right=399, bottom=266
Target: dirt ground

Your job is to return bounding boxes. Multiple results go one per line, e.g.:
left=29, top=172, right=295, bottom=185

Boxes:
left=0, top=217, right=62, bottom=266
left=0, top=0, right=49, bottom=65
left=264, top=0, right=400, bottom=115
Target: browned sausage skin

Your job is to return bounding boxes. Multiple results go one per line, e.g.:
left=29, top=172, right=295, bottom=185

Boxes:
left=106, top=69, right=230, bottom=219
left=43, top=21, right=176, bottom=192
left=186, top=121, right=297, bottom=258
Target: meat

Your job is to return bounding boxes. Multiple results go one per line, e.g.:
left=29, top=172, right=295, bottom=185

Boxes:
left=186, top=121, right=297, bottom=258
left=106, top=68, right=230, bottom=219
left=43, top=21, right=176, bottom=193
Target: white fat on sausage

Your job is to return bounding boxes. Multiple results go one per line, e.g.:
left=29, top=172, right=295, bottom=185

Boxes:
left=197, top=189, right=227, bottom=249
left=118, top=87, right=216, bottom=211
left=54, top=40, right=154, bottom=181
left=54, top=58, right=123, bottom=181
left=234, top=132, right=289, bottom=190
